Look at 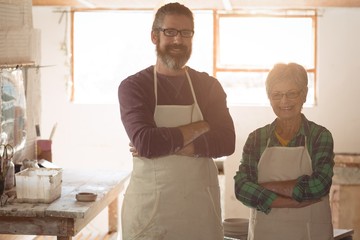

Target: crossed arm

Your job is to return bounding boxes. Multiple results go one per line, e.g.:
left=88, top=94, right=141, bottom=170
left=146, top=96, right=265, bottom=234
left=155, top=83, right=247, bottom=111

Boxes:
left=260, top=180, right=321, bottom=208
left=130, top=121, right=210, bottom=157
left=234, top=124, right=334, bottom=213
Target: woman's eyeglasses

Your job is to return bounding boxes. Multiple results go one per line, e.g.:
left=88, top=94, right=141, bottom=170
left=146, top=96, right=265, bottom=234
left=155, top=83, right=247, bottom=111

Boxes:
left=270, top=90, right=302, bottom=100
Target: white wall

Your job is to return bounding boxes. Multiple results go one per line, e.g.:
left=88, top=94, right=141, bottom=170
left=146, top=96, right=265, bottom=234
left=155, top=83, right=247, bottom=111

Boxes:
left=32, top=7, right=133, bottom=172
left=32, top=6, right=360, bottom=226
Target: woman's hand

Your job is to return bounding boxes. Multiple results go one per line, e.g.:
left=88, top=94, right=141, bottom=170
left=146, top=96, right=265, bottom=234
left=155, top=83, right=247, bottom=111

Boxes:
left=260, top=180, right=297, bottom=198
left=262, top=180, right=322, bottom=209
left=271, top=195, right=321, bottom=208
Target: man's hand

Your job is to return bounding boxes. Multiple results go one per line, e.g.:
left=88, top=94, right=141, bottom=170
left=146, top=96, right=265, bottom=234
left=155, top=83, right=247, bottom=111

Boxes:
left=176, top=143, right=195, bottom=157
left=178, top=121, right=210, bottom=147
left=129, top=142, right=139, bottom=157
left=129, top=121, right=209, bottom=158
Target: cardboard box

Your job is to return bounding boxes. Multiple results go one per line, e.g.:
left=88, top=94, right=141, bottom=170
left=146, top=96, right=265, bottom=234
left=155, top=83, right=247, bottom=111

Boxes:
left=0, top=28, right=41, bottom=65
left=0, top=0, right=33, bottom=29
left=15, top=168, right=62, bottom=203
left=330, top=154, right=360, bottom=240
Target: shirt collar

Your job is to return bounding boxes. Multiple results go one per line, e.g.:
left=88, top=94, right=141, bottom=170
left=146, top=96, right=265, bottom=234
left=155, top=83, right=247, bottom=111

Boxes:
left=268, top=114, right=309, bottom=144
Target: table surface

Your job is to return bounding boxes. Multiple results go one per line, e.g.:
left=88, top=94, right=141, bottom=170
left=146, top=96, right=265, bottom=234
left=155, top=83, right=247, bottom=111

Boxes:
left=0, top=168, right=130, bottom=239
left=334, top=229, right=354, bottom=240
left=224, top=228, right=354, bottom=240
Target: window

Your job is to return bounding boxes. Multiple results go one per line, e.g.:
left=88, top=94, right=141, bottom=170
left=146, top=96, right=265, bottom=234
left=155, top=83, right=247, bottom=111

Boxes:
left=72, top=10, right=155, bottom=104
left=72, top=10, right=316, bottom=106
left=72, top=10, right=213, bottom=104
left=215, top=11, right=317, bottom=106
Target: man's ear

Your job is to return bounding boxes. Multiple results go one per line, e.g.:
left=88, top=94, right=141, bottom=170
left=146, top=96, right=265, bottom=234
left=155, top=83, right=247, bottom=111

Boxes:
left=151, top=31, right=158, bottom=44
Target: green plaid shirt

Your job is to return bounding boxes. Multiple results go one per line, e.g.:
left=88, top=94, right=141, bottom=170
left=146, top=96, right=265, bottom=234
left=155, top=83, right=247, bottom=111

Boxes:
left=234, top=114, right=334, bottom=214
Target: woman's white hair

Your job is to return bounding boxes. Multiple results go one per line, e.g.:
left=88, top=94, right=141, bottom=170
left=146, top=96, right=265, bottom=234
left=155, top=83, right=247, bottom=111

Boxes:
left=265, top=63, right=308, bottom=97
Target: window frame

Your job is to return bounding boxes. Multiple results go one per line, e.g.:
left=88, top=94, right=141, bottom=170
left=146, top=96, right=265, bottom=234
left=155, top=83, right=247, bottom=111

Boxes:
left=70, top=9, right=318, bottom=106
left=213, top=10, right=318, bottom=106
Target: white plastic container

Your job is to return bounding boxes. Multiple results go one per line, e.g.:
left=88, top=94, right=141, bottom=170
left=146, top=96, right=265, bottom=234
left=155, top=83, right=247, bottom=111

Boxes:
left=15, top=168, right=62, bottom=203
left=223, top=218, right=249, bottom=239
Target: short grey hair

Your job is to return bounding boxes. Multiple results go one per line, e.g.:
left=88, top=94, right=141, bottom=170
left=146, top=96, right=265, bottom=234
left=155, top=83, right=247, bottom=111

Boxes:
left=152, top=2, right=194, bottom=35
left=266, top=63, right=308, bottom=97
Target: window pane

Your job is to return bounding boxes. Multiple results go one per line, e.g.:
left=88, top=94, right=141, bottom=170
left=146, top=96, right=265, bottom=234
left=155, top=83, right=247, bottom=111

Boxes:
left=73, top=11, right=316, bottom=106
left=73, top=10, right=213, bottom=104
left=218, top=16, right=314, bottom=69
left=187, top=11, right=213, bottom=73
left=217, top=71, right=268, bottom=105
left=217, top=71, right=315, bottom=106
left=73, top=11, right=155, bottom=104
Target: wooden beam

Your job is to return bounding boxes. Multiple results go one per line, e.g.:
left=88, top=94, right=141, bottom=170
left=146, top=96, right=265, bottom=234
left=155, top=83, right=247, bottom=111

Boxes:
left=230, top=0, right=360, bottom=8
left=32, top=0, right=360, bottom=8
left=33, top=0, right=83, bottom=7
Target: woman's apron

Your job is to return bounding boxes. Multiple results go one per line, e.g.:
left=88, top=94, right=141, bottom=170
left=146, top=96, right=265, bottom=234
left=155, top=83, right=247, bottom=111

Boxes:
left=121, top=67, right=223, bottom=240
left=248, top=138, right=333, bottom=240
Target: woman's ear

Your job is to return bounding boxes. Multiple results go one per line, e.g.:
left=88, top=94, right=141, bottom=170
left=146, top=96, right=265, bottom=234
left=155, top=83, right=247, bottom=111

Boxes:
left=303, top=86, right=308, bottom=103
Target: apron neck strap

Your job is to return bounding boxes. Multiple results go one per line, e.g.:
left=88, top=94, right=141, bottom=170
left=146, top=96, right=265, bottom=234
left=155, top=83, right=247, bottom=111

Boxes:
left=267, top=135, right=308, bottom=149
left=153, top=66, right=197, bottom=105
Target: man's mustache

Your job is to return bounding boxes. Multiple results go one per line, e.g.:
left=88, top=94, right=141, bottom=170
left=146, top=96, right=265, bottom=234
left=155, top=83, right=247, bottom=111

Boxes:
left=166, top=44, right=188, bottom=52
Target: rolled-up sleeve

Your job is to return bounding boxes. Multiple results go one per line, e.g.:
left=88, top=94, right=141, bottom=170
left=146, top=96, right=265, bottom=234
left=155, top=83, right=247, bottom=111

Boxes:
left=118, top=72, right=184, bottom=158
left=234, top=129, right=277, bottom=214
left=292, top=129, right=334, bottom=201
left=118, top=67, right=235, bottom=159
left=192, top=75, right=235, bottom=158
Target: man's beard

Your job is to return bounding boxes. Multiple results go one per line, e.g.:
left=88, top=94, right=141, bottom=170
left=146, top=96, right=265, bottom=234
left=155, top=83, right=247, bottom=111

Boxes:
left=156, top=43, right=192, bottom=70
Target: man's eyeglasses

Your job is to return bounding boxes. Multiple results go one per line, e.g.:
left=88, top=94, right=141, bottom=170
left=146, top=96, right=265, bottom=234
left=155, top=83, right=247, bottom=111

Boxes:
left=158, top=28, right=194, bottom=38
left=270, top=90, right=302, bottom=100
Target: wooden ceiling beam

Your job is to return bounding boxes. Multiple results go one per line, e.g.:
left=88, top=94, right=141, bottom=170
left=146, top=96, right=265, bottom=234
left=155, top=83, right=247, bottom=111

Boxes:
left=33, top=0, right=83, bottom=7
left=230, top=0, right=360, bottom=8
left=32, top=0, right=360, bottom=8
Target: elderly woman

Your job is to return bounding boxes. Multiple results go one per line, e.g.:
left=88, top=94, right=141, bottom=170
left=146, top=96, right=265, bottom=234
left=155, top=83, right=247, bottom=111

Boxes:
left=234, top=63, right=334, bottom=240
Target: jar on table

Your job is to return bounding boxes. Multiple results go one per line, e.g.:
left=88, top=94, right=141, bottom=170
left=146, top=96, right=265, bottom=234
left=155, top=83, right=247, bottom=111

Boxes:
left=5, top=161, right=15, bottom=190
left=20, top=159, right=39, bottom=171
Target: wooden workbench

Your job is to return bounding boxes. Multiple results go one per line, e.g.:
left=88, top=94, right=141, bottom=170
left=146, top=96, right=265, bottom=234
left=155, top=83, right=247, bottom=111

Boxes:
left=0, top=168, right=130, bottom=240
left=334, top=229, right=354, bottom=240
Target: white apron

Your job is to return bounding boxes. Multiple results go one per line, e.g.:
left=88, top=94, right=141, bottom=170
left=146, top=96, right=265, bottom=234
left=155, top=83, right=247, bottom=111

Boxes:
left=248, top=138, right=333, bottom=240
left=121, top=67, right=223, bottom=240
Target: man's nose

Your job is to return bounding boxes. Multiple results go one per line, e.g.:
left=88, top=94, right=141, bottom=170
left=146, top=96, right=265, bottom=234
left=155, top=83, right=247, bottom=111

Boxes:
left=172, top=34, right=184, bottom=43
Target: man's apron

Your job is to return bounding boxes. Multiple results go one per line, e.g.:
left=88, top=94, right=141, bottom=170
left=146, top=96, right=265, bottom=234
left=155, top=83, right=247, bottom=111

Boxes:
left=121, top=67, right=223, bottom=240
left=248, top=138, right=333, bottom=240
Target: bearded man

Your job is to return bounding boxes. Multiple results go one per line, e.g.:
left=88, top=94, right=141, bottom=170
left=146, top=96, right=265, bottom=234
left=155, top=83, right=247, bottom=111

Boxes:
left=118, top=3, right=235, bottom=240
